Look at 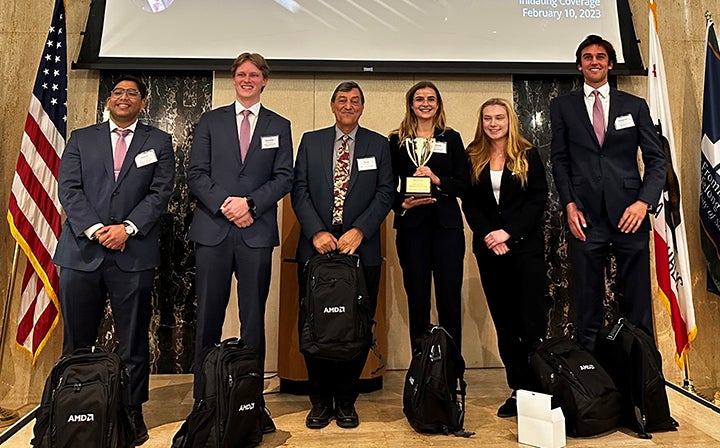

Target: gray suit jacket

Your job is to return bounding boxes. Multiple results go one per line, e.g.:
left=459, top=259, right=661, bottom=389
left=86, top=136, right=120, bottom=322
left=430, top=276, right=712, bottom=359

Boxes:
left=550, top=87, right=666, bottom=231
left=53, top=121, right=175, bottom=272
left=187, top=104, right=293, bottom=247
left=291, top=125, right=394, bottom=266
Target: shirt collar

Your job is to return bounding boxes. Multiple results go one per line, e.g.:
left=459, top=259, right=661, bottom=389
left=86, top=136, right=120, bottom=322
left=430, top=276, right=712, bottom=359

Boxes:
left=334, top=125, right=358, bottom=142
left=235, top=100, right=261, bottom=117
left=583, top=82, right=610, bottom=98
left=109, top=118, right=138, bottom=133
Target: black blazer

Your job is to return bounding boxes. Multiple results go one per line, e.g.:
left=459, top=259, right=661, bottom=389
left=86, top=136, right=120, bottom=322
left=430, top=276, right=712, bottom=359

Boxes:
left=291, top=125, right=394, bottom=266
left=462, top=147, right=548, bottom=255
left=550, top=87, right=665, bottom=230
left=389, top=128, right=468, bottom=230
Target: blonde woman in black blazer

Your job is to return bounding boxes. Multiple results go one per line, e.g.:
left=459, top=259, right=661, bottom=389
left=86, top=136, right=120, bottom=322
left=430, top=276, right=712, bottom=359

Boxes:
left=389, top=81, right=468, bottom=352
left=462, top=98, right=548, bottom=418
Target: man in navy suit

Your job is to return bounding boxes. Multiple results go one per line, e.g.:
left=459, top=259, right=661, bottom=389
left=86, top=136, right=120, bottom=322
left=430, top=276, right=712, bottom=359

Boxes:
left=53, top=75, right=175, bottom=445
left=550, top=35, right=666, bottom=351
left=291, top=81, right=393, bottom=429
left=187, top=52, right=293, bottom=433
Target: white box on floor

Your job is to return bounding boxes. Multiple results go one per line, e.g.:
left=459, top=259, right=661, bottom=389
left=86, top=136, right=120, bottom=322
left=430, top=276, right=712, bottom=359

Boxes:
left=517, top=389, right=566, bottom=448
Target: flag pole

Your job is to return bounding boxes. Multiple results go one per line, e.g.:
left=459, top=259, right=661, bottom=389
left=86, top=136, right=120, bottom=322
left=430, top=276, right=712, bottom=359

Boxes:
left=0, top=242, right=20, bottom=426
left=0, top=243, right=20, bottom=369
left=682, top=352, right=696, bottom=393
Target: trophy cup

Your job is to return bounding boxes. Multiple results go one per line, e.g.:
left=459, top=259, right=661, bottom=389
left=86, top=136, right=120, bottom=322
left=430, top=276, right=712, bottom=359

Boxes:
left=404, top=137, right=435, bottom=197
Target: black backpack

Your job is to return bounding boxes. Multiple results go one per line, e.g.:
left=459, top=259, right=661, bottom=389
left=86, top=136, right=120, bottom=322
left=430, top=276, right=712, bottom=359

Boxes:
left=298, top=252, right=373, bottom=361
left=402, top=326, right=473, bottom=437
left=530, top=336, right=622, bottom=437
left=595, top=318, right=679, bottom=438
left=172, top=338, right=263, bottom=448
left=31, top=348, right=135, bottom=448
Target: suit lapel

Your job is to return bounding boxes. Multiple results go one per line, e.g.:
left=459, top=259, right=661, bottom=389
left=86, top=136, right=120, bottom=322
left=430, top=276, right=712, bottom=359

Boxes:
left=322, top=127, right=336, bottom=189
left=606, top=88, right=623, bottom=139
left=242, top=105, right=270, bottom=170
left=347, top=127, right=367, bottom=194
left=115, top=123, right=151, bottom=187
left=97, top=122, right=115, bottom=182
left=572, top=90, right=599, bottom=147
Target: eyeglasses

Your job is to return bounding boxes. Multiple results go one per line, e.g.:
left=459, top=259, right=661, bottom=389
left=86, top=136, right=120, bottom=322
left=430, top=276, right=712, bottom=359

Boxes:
left=110, top=88, right=142, bottom=99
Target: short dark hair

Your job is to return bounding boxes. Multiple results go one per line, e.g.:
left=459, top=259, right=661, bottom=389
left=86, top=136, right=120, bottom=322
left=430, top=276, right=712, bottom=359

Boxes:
left=231, top=52, right=270, bottom=79
left=110, top=75, right=147, bottom=99
left=575, top=34, right=617, bottom=66
left=331, top=81, right=364, bottom=104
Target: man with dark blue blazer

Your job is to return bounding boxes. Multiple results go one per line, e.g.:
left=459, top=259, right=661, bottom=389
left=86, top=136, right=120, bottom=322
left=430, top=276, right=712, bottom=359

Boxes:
left=53, top=75, right=175, bottom=445
left=187, top=52, right=293, bottom=433
left=550, top=35, right=666, bottom=352
left=291, top=81, right=394, bottom=429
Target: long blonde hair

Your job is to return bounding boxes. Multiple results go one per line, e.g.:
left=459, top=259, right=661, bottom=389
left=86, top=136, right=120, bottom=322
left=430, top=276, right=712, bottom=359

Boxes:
left=390, top=81, right=448, bottom=141
left=466, top=97, right=532, bottom=187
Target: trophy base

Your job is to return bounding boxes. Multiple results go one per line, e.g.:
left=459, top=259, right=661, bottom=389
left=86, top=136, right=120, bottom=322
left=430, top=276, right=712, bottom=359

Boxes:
left=404, top=176, right=432, bottom=197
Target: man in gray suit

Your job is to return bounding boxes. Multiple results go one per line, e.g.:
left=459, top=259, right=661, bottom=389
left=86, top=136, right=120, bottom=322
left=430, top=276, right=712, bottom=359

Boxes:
left=187, top=52, right=293, bottom=433
left=291, top=81, right=393, bottom=429
left=54, top=75, right=175, bottom=446
left=550, top=35, right=666, bottom=351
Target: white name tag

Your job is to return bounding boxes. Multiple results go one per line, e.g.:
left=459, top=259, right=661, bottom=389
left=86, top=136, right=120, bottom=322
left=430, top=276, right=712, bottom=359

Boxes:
left=357, top=157, right=377, bottom=171
left=135, top=149, right=158, bottom=168
left=614, top=114, right=636, bottom=130
left=261, top=135, right=280, bottom=149
left=433, top=141, right=447, bottom=154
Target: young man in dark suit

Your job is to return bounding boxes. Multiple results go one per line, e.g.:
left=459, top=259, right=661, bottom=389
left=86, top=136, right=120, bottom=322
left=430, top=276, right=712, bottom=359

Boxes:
left=53, top=75, right=175, bottom=445
left=291, top=81, right=394, bottom=429
left=550, top=35, right=666, bottom=351
left=187, top=52, right=293, bottom=433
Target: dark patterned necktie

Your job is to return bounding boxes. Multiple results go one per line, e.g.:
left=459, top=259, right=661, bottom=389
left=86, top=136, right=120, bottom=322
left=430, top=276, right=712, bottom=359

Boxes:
left=332, top=134, right=350, bottom=226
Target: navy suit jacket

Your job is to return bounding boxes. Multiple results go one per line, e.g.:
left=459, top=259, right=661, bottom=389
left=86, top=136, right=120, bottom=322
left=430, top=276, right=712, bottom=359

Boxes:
left=550, top=87, right=666, bottom=231
left=187, top=104, right=293, bottom=248
left=291, top=125, right=394, bottom=266
left=53, top=121, right=175, bottom=272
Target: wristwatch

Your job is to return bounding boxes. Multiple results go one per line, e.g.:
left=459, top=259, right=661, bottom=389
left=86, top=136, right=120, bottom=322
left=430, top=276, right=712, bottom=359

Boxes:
left=123, top=222, right=136, bottom=236
left=246, top=196, right=257, bottom=218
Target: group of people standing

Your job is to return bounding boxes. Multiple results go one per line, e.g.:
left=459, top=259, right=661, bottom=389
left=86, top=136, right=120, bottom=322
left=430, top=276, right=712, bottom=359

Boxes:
left=51, top=33, right=665, bottom=444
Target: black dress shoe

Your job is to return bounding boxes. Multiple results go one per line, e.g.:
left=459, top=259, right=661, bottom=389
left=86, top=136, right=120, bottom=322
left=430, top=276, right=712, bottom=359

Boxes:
left=261, top=407, right=276, bottom=434
left=497, top=395, right=517, bottom=418
left=129, top=406, right=149, bottom=446
left=335, top=404, right=359, bottom=428
left=306, top=403, right=333, bottom=429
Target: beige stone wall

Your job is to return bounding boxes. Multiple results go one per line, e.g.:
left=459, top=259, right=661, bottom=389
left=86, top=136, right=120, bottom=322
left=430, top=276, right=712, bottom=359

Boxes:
left=1, top=0, right=719, bottom=407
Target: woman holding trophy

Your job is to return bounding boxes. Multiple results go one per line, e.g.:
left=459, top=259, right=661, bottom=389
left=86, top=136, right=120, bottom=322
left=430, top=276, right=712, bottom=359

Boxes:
left=462, top=98, right=548, bottom=418
left=389, top=81, right=469, bottom=352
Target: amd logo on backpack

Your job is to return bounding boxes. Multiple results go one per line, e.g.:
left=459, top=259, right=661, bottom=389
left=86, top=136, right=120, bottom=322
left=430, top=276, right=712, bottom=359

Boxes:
left=66, top=413, right=95, bottom=423
left=323, top=306, right=346, bottom=313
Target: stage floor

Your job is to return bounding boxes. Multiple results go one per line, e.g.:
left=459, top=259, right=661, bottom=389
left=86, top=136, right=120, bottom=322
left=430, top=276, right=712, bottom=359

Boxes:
left=3, top=368, right=720, bottom=447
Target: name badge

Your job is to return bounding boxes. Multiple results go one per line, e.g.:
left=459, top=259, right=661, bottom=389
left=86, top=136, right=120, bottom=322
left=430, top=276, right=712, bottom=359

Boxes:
left=261, top=135, right=280, bottom=149
left=433, top=141, right=447, bottom=154
left=135, top=149, right=158, bottom=168
left=614, top=114, right=636, bottom=130
left=357, top=157, right=377, bottom=171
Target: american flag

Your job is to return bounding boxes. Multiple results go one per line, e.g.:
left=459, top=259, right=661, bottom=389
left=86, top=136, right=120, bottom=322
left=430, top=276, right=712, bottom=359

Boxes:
left=6, top=0, right=66, bottom=361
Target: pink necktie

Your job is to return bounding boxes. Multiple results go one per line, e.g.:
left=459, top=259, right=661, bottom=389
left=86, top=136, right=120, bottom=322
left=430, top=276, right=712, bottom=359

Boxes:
left=332, top=135, right=351, bottom=226
left=113, top=128, right=131, bottom=180
left=239, top=109, right=251, bottom=162
left=592, top=90, right=605, bottom=146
